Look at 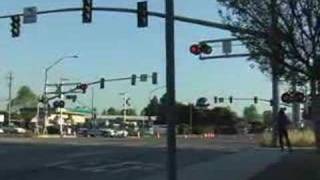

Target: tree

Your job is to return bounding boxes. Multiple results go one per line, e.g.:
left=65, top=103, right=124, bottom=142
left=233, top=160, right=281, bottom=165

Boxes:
left=263, top=110, right=273, bottom=127
left=11, top=86, right=38, bottom=111
left=124, top=108, right=137, bottom=116
left=9, top=86, right=38, bottom=127
left=217, top=0, right=319, bottom=83
left=106, top=107, right=120, bottom=115
left=141, top=96, right=160, bottom=116
left=243, top=105, right=260, bottom=122
left=218, top=0, right=320, bottom=146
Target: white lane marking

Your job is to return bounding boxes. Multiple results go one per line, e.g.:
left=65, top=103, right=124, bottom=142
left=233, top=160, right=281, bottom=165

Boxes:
left=67, top=151, right=111, bottom=158
left=45, top=160, right=70, bottom=167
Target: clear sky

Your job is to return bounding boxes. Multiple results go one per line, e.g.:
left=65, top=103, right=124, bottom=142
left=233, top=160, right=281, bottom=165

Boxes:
left=0, top=0, right=286, bottom=116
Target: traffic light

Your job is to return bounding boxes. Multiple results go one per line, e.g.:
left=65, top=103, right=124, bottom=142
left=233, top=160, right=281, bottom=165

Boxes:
left=53, top=100, right=65, bottom=108
left=190, top=44, right=201, bottom=55
left=66, top=95, right=77, bottom=102
left=100, top=78, right=105, bottom=89
left=152, top=72, right=158, bottom=85
left=254, top=96, right=258, bottom=104
left=137, top=1, right=148, bottom=28
left=189, top=43, right=212, bottom=55
left=281, top=91, right=305, bottom=103
left=10, top=15, right=20, bottom=38
left=229, top=96, right=233, bottom=103
left=77, top=83, right=88, bottom=93
left=131, top=74, right=137, bottom=86
left=214, top=96, right=218, bottom=103
left=82, top=0, right=93, bottom=23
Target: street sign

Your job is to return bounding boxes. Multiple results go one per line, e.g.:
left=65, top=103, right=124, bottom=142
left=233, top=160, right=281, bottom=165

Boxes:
left=222, top=40, right=232, bottom=54
left=140, top=74, right=148, bottom=82
left=23, top=7, right=37, bottom=24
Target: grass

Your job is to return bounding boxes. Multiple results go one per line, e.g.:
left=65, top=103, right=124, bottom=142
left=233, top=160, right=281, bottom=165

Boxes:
left=259, top=128, right=315, bottom=147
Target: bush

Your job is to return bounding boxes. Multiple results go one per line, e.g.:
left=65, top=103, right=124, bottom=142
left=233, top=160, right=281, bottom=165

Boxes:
left=47, top=126, right=60, bottom=134
left=177, top=124, right=191, bottom=134
left=259, top=128, right=315, bottom=147
left=192, top=125, right=216, bottom=134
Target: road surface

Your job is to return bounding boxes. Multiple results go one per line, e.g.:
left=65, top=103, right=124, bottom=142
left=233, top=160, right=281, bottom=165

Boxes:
left=0, top=135, right=257, bottom=180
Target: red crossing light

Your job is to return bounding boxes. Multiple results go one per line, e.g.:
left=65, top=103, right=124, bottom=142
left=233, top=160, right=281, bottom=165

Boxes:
left=190, top=44, right=201, bottom=55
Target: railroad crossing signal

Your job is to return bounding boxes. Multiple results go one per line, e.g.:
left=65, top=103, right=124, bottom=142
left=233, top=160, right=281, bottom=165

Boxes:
left=281, top=91, right=305, bottom=103
left=82, top=0, right=93, bottom=23
left=137, top=1, right=148, bottom=28
left=100, top=78, right=105, bottom=89
left=189, top=43, right=212, bottom=55
left=10, top=15, right=21, bottom=38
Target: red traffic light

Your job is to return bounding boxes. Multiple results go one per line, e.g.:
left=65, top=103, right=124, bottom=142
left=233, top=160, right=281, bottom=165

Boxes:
left=281, top=92, right=291, bottom=103
left=190, top=44, right=201, bottom=55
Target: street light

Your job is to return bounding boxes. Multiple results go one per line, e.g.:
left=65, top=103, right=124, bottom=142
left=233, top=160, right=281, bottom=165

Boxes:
left=42, top=55, right=78, bottom=134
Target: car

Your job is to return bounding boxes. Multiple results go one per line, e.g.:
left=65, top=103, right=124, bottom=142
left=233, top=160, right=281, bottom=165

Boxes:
left=2, top=125, right=26, bottom=134
left=0, top=127, right=4, bottom=134
left=114, top=129, right=128, bottom=137
left=100, top=128, right=115, bottom=137
left=86, top=128, right=102, bottom=137
left=77, top=128, right=89, bottom=137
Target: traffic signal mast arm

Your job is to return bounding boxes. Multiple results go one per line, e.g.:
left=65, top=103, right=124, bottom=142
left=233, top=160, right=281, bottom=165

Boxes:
left=0, top=6, right=264, bottom=38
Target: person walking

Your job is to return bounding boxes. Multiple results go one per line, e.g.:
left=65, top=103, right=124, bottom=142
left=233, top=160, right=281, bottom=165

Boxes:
left=277, top=108, right=292, bottom=152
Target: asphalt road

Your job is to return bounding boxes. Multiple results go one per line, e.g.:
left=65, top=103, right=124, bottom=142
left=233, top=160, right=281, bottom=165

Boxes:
left=0, top=135, right=257, bottom=180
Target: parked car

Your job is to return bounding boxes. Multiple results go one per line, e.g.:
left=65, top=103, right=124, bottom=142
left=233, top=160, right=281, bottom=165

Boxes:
left=100, top=128, right=115, bottom=137
left=0, top=127, right=4, bottom=134
left=2, top=125, right=26, bottom=134
left=87, top=128, right=102, bottom=137
left=114, top=129, right=128, bottom=137
left=77, top=128, right=89, bottom=137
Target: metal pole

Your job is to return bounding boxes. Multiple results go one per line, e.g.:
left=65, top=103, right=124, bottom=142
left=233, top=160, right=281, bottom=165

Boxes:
left=124, top=93, right=127, bottom=123
left=7, top=72, right=13, bottom=125
left=292, top=76, right=300, bottom=124
left=189, top=103, right=193, bottom=134
left=59, top=79, right=63, bottom=138
left=43, top=69, right=49, bottom=134
left=271, top=0, right=280, bottom=146
left=91, top=87, right=96, bottom=126
left=165, top=0, right=177, bottom=180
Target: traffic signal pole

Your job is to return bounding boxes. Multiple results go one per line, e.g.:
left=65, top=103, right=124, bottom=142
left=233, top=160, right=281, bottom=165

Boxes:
left=165, top=0, right=177, bottom=180
left=270, top=0, right=280, bottom=146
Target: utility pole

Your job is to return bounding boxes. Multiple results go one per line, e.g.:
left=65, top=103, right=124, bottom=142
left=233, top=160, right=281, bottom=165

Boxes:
left=120, top=92, right=128, bottom=123
left=270, top=0, right=280, bottom=146
left=292, top=75, right=300, bottom=125
left=7, top=72, right=13, bottom=125
left=91, top=87, right=96, bottom=126
left=189, top=103, right=193, bottom=134
left=165, top=0, right=177, bottom=180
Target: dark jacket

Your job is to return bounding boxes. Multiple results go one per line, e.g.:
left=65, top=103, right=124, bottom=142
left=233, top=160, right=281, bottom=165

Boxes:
left=277, top=112, right=290, bottom=129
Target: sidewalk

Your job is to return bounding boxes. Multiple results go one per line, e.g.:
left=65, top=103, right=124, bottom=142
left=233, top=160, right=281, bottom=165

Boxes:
left=143, top=148, right=286, bottom=180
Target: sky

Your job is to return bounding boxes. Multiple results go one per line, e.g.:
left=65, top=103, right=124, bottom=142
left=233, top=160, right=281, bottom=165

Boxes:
left=0, top=0, right=288, bottom=116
